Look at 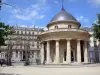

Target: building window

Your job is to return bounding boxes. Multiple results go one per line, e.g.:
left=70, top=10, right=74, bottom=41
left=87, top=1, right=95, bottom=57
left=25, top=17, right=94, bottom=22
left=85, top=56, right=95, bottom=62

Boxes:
left=25, top=31, right=27, bottom=34
left=17, top=31, right=19, bottom=34
left=23, top=31, right=25, bottom=34
left=55, top=25, right=58, bottom=29
left=29, top=31, right=31, bottom=35
left=68, top=25, right=71, bottom=28
left=32, top=32, right=34, bottom=35
left=17, top=31, right=21, bottom=34
left=15, top=31, right=17, bottom=34
left=37, top=41, right=39, bottom=48
left=27, top=31, right=29, bottom=34
left=34, top=32, right=37, bottom=35
left=32, top=51, right=34, bottom=58
left=21, top=31, right=23, bottom=34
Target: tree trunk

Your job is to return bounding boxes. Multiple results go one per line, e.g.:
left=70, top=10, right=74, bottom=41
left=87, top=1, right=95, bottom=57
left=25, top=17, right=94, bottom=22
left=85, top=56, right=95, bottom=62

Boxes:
left=6, top=44, right=12, bottom=66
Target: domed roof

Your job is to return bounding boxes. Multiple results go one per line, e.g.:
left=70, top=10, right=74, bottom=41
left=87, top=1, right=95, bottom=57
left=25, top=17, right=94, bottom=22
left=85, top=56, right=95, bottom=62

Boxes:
left=50, top=9, right=77, bottom=23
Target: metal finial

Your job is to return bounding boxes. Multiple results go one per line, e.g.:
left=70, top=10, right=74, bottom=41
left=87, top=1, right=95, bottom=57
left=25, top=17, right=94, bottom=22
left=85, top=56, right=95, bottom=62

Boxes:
left=61, top=0, right=65, bottom=11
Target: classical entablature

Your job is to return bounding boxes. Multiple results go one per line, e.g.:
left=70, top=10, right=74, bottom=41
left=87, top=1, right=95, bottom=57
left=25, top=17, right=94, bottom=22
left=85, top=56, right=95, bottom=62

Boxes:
left=40, top=27, right=90, bottom=41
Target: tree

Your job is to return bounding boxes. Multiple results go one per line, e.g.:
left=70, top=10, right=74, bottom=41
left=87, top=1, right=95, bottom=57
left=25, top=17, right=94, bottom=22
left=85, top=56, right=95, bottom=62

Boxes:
left=93, top=14, right=100, bottom=63
left=0, top=0, right=19, bottom=10
left=0, top=22, right=14, bottom=66
left=93, top=14, right=100, bottom=39
left=0, top=22, right=14, bottom=46
left=6, top=39, right=14, bottom=66
left=0, top=0, right=2, bottom=10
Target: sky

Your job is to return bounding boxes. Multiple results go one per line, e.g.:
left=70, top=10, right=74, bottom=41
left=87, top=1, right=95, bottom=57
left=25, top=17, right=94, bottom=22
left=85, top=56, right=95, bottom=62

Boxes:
left=0, top=0, right=100, bottom=28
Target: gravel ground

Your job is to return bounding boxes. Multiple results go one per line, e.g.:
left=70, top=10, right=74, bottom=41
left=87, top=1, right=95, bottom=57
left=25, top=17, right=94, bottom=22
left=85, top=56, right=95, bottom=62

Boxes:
left=0, top=64, right=100, bottom=75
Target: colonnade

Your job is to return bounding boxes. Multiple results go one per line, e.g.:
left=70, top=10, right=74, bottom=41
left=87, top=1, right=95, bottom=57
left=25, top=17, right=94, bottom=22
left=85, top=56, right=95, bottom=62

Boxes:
left=41, top=39, right=88, bottom=64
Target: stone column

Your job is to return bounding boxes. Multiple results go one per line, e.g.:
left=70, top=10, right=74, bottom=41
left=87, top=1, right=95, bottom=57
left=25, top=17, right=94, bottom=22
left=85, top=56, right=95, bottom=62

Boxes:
left=73, top=51, right=76, bottom=62
left=55, top=40, right=60, bottom=63
left=41, top=43, right=44, bottom=64
left=2, top=52, right=4, bottom=59
left=46, top=41, right=50, bottom=63
left=0, top=53, right=1, bottom=59
left=18, top=51, right=20, bottom=60
left=21, top=51, right=23, bottom=60
left=84, top=41, right=88, bottom=63
left=66, top=39, right=71, bottom=64
left=77, top=40, right=81, bottom=63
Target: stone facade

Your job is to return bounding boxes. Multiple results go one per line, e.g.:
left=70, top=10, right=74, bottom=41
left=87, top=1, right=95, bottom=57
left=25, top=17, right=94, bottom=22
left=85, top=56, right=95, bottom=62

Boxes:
left=0, top=26, right=43, bottom=63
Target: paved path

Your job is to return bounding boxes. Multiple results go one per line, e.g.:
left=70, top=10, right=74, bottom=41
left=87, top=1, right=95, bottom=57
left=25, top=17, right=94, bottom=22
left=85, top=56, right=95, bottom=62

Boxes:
left=0, top=65, right=100, bottom=75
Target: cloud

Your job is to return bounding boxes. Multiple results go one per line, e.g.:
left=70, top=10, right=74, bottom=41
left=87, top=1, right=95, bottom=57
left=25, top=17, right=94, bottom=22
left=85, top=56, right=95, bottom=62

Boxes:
left=15, top=10, right=38, bottom=20
left=68, top=0, right=77, bottom=3
left=13, top=9, right=20, bottom=13
left=3, top=0, right=7, bottom=3
left=54, top=1, right=59, bottom=4
left=88, top=0, right=100, bottom=7
left=7, top=20, right=16, bottom=25
left=77, top=16, right=89, bottom=23
left=12, top=0, right=48, bottom=21
left=18, top=25, right=27, bottom=27
left=31, top=0, right=48, bottom=11
left=16, top=25, right=36, bottom=28
left=77, top=16, right=84, bottom=21
left=38, top=15, right=45, bottom=19
left=15, top=9, right=46, bottom=21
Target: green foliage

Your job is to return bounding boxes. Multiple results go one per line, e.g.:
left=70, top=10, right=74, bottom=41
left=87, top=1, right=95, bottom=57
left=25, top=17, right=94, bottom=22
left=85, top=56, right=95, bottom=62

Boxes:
left=0, top=0, right=2, bottom=3
left=93, top=25, right=100, bottom=39
left=97, top=14, right=100, bottom=24
left=0, top=22, right=14, bottom=46
left=0, top=0, right=2, bottom=10
left=93, top=14, right=100, bottom=41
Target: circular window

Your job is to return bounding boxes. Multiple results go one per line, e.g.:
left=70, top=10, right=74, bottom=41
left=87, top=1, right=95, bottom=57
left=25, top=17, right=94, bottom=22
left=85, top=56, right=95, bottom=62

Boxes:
left=55, top=25, right=58, bottom=29
left=68, top=25, right=71, bottom=28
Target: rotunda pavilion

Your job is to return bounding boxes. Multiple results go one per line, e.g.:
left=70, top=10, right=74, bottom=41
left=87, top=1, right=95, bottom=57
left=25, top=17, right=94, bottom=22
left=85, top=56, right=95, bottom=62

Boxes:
left=39, top=7, right=90, bottom=64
